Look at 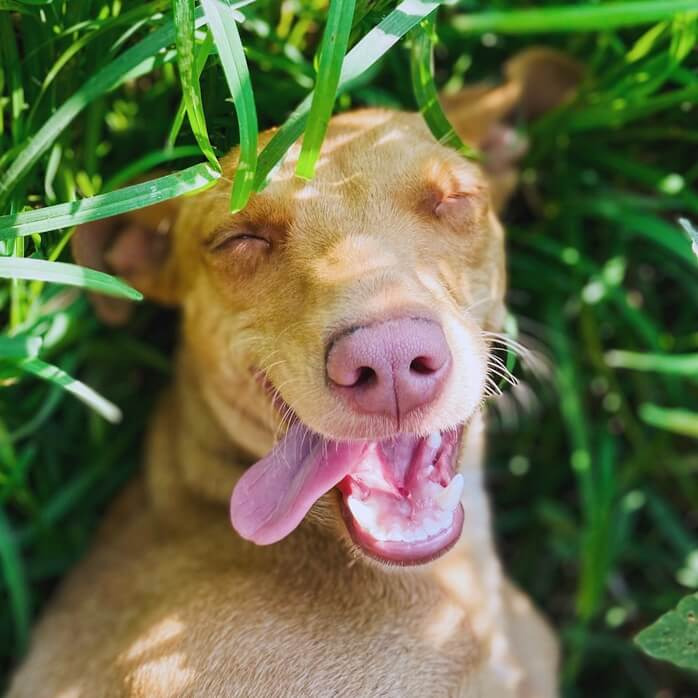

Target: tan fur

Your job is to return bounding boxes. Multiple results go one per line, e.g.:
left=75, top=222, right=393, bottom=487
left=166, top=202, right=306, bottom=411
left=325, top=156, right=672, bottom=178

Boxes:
left=9, top=50, right=580, bottom=697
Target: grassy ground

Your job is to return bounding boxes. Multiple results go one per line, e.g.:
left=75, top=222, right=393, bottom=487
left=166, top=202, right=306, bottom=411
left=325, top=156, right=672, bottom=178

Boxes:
left=1, top=1, right=698, bottom=695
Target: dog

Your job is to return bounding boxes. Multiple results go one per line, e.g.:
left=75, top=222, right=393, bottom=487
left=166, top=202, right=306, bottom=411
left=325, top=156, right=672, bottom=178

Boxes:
left=9, top=48, right=581, bottom=697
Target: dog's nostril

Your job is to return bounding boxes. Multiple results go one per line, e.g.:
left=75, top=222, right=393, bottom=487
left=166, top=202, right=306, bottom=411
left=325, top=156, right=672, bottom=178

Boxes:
left=410, top=357, right=435, bottom=375
left=354, top=366, right=377, bottom=388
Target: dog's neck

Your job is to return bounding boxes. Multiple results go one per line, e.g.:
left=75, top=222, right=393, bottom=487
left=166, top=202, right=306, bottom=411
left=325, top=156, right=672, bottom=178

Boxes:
left=140, top=357, right=243, bottom=540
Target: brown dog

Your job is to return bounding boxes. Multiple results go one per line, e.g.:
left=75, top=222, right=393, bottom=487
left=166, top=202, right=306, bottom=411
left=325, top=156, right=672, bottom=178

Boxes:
left=9, top=49, right=580, bottom=697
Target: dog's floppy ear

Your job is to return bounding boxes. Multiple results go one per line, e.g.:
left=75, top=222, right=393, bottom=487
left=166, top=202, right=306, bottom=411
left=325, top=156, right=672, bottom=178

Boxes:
left=441, top=48, right=583, bottom=210
left=71, top=197, right=181, bottom=325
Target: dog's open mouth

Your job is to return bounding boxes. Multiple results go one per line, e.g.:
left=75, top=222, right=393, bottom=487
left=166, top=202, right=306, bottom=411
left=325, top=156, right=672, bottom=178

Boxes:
left=230, top=418, right=465, bottom=565
left=337, top=429, right=464, bottom=564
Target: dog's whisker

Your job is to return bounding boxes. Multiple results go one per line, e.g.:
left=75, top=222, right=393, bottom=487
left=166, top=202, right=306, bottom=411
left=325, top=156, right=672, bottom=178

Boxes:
left=486, top=359, right=519, bottom=387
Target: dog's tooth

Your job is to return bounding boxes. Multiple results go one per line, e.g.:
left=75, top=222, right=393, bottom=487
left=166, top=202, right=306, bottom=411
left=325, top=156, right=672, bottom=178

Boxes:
left=347, top=496, right=377, bottom=529
left=366, top=521, right=384, bottom=540
left=424, top=479, right=441, bottom=499
left=427, top=431, right=442, bottom=450
left=403, top=528, right=420, bottom=543
left=406, top=526, right=423, bottom=543
left=422, top=517, right=440, bottom=537
left=436, top=473, right=464, bottom=512
left=440, top=510, right=454, bottom=530
left=388, top=525, right=405, bottom=542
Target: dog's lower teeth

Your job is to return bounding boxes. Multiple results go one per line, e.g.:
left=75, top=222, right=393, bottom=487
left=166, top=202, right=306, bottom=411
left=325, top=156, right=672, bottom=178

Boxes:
left=435, top=473, right=464, bottom=511
left=388, top=525, right=403, bottom=541
left=347, top=473, right=462, bottom=544
left=427, top=431, right=442, bottom=449
left=347, top=496, right=378, bottom=530
left=423, top=517, right=440, bottom=537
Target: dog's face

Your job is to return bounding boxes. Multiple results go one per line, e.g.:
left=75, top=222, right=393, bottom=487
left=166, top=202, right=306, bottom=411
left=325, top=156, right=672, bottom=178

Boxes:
left=183, top=111, right=503, bottom=564
left=74, top=50, right=580, bottom=566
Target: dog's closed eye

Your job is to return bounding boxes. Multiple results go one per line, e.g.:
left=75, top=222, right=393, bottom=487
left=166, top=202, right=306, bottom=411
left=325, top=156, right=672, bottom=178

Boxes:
left=422, top=187, right=487, bottom=231
left=433, top=192, right=477, bottom=218
left=205, top=225, right=271, bottom=252
left=204, top=225, right=278, bottom=279
left=207, top=229, right=272, bottom=253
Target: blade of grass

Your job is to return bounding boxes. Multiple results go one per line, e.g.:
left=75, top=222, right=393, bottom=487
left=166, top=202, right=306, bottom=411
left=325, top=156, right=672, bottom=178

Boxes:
left=578, top=150, right=698, bottom=214
left=576, top=196, right=697, bottom=264
left=606, top=350, right=698, bottom=376
left=0, top=335, right=41, bottom=360
left=567, top=84, right=698, bottom=132
left=639, top=404, right=698, bottom=438
left=0, top=162, right=219, bottom=240
left=409, top=12, right=478, bottom=159
left=522, top=232, right=662, bottom=348
left=550, top=312, right=594, bottom=517
left=25, top=3, right=170, bottom=133
left=43, top=143, right=62, bottom=203
left=174, top=0, right=220, bottom=171
left=295, top=0, right=356, bottom=179
left=167, top=30, right=214, bottom=149
left=15, top=358, right=122, bottom=423
left=0, top=2, right=38, bottom=12
left=202, top=0, right=258, bottom=212
left=0, top=9, right=209, bottom=208
left=254, top=0, right=444, bottom=190
left=645, top=492, right=698, bottom=557
left=103, top=145, right=202, bottom=191
left=592, top=14, right=696, bottom=103
left=0, top=508, right=29, bottom=655
left=0, top=257, right=142, bottom=300
left=679, top=217, right=698, bottom=256
left=452, top=0, right=698, bottom=35
left=627, top=20, right=669, bottom=62
left=577, top=433, right=617, bottom=622
left=9, top=383, right=62, bottom=442
left=0, top=13, right=24, bottom=146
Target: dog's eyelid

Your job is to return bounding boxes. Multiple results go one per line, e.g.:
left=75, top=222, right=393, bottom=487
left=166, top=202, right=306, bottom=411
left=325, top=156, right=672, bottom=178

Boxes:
left=432, top=190, right=477, bottom=216
left=205, top=228, right=271, bottom=252
left=443, top=191, right=473, bottom=202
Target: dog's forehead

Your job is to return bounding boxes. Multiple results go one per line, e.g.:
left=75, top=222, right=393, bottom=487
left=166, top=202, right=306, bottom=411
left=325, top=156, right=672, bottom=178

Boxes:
left=265, top=110, right=480, bottom=214
left=277, top=109, right=473, bottom=187
left=187, top=109, right=482, bottom=242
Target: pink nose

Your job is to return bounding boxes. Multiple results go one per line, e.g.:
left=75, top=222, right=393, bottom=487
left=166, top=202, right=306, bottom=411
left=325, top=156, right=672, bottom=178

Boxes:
left=326, top=317, right=452, bottom=419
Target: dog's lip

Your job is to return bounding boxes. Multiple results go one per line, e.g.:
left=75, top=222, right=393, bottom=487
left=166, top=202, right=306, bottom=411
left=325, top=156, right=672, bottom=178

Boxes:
left=340, top=499, right=464, bottom=566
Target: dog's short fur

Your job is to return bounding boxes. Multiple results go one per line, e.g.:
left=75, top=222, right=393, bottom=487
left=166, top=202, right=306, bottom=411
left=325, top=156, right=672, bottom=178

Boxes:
left=9, top=50, right=581, bottom=697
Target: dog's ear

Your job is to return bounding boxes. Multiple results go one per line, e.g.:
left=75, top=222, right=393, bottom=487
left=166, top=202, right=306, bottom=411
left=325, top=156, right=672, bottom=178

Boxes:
left=441, top=48, right=583, bottom=210
left=71, top=197, right=181, bottom=325
left=503, top=48, right=583, bottom=120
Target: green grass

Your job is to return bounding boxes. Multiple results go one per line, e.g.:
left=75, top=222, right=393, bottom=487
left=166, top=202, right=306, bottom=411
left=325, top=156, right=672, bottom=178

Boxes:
left=1, top=1, right=697, bottom=695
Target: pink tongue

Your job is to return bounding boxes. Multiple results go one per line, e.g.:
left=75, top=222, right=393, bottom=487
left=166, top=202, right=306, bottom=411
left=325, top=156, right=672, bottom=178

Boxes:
left=230, top=423, right=367, bottom=545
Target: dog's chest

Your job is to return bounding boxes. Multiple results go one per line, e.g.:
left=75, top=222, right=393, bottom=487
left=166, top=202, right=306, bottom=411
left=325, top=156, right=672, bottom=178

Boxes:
left=224, top=566, right=483, bottom=698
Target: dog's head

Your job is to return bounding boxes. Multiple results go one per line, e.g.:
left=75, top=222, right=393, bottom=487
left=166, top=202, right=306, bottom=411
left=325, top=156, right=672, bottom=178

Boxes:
left=74, top=49, right=580, bottom=566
